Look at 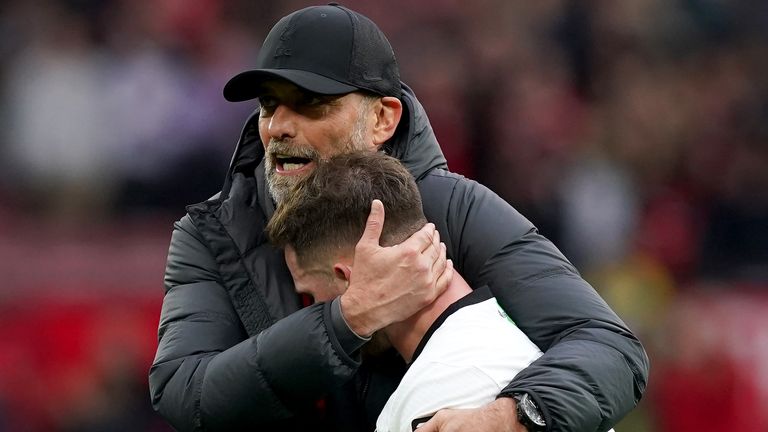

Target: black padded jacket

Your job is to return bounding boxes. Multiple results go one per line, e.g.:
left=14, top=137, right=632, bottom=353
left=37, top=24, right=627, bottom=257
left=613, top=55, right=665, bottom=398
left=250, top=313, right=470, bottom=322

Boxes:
left=149, top=84, right=649, bottom=432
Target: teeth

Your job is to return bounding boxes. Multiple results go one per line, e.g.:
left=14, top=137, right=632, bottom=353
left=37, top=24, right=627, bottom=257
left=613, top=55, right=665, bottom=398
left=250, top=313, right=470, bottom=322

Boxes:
left=283, top=162, right=305, bottom=171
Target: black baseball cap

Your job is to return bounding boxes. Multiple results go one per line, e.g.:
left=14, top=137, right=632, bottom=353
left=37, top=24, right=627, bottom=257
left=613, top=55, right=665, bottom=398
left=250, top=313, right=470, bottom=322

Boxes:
left=223, top=3, right=401, bottom=102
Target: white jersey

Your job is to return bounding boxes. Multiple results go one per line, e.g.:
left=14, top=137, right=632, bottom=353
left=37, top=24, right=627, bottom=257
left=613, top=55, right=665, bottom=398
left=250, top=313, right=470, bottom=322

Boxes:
left=376, top=287, right=543, bottom=432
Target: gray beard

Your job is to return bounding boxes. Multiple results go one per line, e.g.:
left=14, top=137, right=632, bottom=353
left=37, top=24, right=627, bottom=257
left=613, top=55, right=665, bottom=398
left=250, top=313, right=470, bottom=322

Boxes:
left=265, top=115, right=370, bottom=205
left=264, top=141, right=317, bottom=205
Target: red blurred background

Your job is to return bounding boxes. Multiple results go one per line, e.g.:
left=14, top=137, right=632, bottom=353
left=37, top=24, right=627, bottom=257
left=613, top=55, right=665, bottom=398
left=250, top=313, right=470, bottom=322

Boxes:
left=0, top=1, right=766, bottom=431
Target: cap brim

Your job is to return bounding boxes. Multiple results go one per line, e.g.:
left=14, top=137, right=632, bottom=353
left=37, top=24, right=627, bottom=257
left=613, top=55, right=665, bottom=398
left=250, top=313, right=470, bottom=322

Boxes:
left=223, top=69, right=359, bottom=102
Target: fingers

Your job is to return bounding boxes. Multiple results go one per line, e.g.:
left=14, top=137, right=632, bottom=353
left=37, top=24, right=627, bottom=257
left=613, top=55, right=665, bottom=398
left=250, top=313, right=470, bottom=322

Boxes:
left=417, top=411, right=448, bottom=431
left=401, top=223, right=447, bottom=282
left=416, top=418, right=438, bottom=431
left=429, top=226, right=440, bottom=254
left=434, top=258, right=454, bottom=295
left=431, top=241, right=447, bottom=273
left=401, top=222, right=436, bottom=255
left=358, top=200, right=385, bottom=248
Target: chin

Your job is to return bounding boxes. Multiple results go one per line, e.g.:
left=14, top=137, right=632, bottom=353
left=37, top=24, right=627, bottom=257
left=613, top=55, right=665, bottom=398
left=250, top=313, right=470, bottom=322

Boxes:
left=267, top=173, right=303, bottom=204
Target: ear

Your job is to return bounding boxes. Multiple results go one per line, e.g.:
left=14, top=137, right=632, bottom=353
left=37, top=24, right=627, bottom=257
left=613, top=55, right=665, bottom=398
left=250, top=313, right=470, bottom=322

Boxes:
left=332, top=262, right=352, bottom=283
left=284, top=246, right=299, bottom=272
left=371, top=96, right=403, bottom=148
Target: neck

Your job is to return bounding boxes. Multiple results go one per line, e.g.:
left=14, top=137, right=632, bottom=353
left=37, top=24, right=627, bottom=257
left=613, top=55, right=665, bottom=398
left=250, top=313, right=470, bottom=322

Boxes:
left=383, top=272, right=472, bottom=363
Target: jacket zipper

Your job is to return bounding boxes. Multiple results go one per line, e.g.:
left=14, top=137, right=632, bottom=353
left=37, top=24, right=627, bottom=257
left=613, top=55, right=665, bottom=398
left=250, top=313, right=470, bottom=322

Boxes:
left=359, top=367, right=372, bottom=426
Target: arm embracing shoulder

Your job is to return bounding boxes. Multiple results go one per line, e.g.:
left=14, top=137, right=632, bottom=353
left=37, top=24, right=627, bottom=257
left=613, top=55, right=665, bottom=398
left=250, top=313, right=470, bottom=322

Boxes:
left=447, top=178, right=649, bottom=432
left=150, top=216, right=361, bottom=431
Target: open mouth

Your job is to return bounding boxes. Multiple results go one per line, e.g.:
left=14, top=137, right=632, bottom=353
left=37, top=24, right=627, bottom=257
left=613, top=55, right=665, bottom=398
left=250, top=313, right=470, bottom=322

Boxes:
left=274, top=154, right=315, bottom=174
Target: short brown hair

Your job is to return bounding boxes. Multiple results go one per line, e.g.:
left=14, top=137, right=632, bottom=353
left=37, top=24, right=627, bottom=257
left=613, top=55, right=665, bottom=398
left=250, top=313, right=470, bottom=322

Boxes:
left=267, top=151, right=426, bottom=266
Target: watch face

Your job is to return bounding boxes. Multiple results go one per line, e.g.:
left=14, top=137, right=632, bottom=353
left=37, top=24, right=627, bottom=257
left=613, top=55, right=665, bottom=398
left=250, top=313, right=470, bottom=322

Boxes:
left=522, top=399, right=546, bottom=426
left=520, top=394, right=546, bottom=427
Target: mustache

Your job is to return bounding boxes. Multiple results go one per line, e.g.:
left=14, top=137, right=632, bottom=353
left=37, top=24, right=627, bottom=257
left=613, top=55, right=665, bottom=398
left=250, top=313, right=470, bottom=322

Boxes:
left=267, top=139, right=320, bottom=160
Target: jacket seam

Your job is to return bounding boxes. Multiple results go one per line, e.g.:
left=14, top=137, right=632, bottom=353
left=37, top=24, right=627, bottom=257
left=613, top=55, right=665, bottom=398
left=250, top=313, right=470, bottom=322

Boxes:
left=158, top=310, right=242, bottom=341
left=193, top=370, right=204, bottom=431
left=515, top=267, right=579, bottom=290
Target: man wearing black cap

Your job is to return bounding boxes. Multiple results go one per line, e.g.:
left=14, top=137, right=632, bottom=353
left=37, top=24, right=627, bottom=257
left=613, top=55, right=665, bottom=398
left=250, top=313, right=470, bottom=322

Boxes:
left=150, top=4, right=649, bottom=432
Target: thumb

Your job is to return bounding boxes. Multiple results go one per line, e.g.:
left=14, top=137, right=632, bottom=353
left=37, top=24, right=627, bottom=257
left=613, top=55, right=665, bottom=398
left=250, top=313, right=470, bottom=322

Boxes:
left=359, top=199, right=385, bottom=247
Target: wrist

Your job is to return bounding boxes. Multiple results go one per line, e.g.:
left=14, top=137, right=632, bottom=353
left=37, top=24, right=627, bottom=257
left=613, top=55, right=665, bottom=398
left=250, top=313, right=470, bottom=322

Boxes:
left=329, top=298, right=370, bottom=354
left=488, top=397, right=527, bottom=432
left=338, top=293, right=376, bottom=337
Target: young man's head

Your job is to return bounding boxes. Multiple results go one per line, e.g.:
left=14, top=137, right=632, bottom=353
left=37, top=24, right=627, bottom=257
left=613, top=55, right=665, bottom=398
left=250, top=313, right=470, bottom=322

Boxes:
left=267, top=151, right=426, bottom=302
left=222, top=5, right=404, bottom=203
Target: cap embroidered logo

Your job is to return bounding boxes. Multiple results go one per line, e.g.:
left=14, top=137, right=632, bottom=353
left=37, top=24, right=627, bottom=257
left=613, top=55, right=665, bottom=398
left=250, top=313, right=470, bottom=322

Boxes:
left=274, top=23, right=295, bottom=58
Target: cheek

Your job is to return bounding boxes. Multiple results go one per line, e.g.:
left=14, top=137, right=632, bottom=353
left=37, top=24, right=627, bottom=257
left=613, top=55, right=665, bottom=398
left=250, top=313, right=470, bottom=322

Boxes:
left=314, top=112, right=363, bottom=154
left=258, top=118, right=271, bottom=147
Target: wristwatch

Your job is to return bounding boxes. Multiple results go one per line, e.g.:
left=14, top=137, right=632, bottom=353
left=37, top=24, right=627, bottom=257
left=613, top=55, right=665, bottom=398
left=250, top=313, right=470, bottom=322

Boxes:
left=513, top=392, right=547, bottom=431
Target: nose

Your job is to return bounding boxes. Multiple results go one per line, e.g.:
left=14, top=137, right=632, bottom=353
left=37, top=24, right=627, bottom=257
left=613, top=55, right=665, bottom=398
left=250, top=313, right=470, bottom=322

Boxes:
left=267, top=104, right=298, bottom=140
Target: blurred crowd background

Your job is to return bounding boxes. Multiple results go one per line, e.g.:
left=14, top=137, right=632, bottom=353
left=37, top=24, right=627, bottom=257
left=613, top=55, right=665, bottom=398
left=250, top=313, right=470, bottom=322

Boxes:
left=0, top=0, right=766, bottom=431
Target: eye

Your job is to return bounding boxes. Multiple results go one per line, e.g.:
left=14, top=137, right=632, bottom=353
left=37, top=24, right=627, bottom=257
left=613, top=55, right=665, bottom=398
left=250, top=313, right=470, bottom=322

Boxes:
left=258, top=95, right=278, bottom=110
